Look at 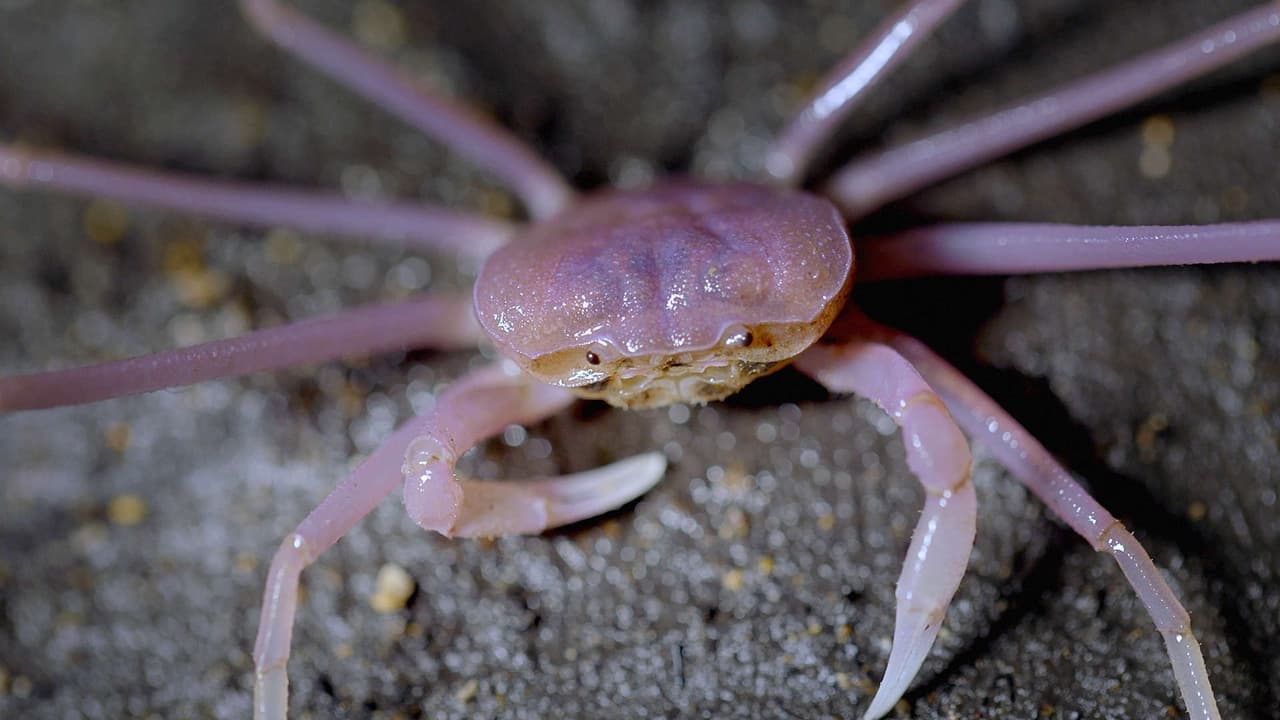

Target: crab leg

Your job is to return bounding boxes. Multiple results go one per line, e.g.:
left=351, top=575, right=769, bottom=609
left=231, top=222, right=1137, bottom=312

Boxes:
left=862, top=317, right=1220, bottom=720
left=765, top=0, right=968, bottom=185
left=794, top=339, right=976, bottom=720
left=856, top=220, right=1280, bottom=281
left=253, top=362, right=666, bottom=720
left=0, top=143, right=513, bottom=258
left=0, top=294, right=481, bottom=412
left=826, top=3, right=1280, bottom=218
left=238, top=0, right=574, bottom=219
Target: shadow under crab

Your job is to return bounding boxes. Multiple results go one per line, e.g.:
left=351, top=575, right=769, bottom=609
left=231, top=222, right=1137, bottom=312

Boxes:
left=1, top=1, right=1280, bottom=719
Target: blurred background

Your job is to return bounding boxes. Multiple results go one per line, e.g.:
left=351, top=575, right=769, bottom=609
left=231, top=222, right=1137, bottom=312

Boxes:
left=1, top=1, right=1278, bottom=718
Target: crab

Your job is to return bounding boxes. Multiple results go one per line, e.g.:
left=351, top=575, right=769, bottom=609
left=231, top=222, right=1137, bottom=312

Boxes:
left=2, top=1, right=1280, bottom=717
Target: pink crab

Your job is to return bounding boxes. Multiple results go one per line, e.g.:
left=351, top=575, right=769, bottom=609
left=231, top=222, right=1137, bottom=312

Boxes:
left=2, top=1, right=1279, bottom=718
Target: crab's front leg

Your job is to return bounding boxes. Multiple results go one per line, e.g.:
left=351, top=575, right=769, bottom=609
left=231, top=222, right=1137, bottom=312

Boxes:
left=251, top=363, right=665, bottom=720
left=795, top=339, right=976, bottom=720
left=880, top=325, right=1221, bottom=720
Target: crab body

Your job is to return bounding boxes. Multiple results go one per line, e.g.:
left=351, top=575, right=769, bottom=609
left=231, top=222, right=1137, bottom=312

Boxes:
left=475, top=183, right=853, bottom=407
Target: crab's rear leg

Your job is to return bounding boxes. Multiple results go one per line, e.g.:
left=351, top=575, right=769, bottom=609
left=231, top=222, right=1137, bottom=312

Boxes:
left=866, top=318, right=1221, bottom=720
left=0, top=143, right=514, bottom=258
left=253, top=362, right=665, bottom=720
left=856, top=220, right=1280, bottom=281
left=794, top=338, right=976, bottom=720
left=765, top=0, right=968, bottom=185
left=0, top=293, right=484, bottom=411
left=238, top=0, right=573, bottom=219
left=826, top=2, right=1280, bottom=218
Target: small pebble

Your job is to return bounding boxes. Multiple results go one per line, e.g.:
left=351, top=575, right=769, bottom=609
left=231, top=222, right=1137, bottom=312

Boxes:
left=757, top=555, right=774, bottom=576
left=1140, top=114, right=1176, bottom=146
left=233, top=553, right=260, bottom=574
left=717, top=506, right=749, bottom=540
left=1138, top=115, right=1175, bottom=179
left=82, top=200, right=129, bottom=245
left=816, top=513, right=835, bottom=532
left=104, top=422, right=132, bottom=453
left=171, top=267, right=230, bottom=309
left=455, top=678, right=479, bottom=704
left=369, top=563, right=416, bottom=613
left=721, top=568, right=744, bottom=592
left=107, top=494, right=147, bottom=527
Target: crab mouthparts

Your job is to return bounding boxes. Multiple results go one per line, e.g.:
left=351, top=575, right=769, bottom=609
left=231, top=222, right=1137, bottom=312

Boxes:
left=564, top=350, right=785, bottom=409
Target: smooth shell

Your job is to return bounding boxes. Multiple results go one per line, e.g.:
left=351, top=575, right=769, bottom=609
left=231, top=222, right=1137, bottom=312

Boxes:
left=475, top=182, right=853, bottom=405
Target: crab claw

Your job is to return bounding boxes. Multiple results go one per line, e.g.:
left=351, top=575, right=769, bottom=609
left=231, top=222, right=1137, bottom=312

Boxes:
left=447, top=452, right=667, bottom=537
left=252, top=362, right=667, bottom=720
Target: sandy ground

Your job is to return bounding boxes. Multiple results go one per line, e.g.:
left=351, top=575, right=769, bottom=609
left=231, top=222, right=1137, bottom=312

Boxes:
left=1, top=1, right=1278, bottom=718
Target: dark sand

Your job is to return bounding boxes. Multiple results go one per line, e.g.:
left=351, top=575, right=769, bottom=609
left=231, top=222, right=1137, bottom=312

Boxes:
left=2, top=1, right=1278, bottom=718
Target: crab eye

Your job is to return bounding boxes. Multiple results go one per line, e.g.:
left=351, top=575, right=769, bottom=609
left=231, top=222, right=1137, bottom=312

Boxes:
left=584, top=342, right=617, bottom=367
left=723, top=325, right=753, bottom=348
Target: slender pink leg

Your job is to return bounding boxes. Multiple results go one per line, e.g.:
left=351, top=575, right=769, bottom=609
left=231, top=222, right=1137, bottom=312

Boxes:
left=0, top=294, right=481, bottom=412
left=861, top=317, right=1220, bottom=720
left=857, top=220, right=1280, bottom=281
left=253, top=362, right=666, bottom=720
left=238, top=0, right=574, bottom=219
left=0, top=143, right=513, bottom=258
left=794, top=339, right=976, bottom=720
left=826, top=4, right=1280, bottom=218
left=765, top=0, right=968, bottom=185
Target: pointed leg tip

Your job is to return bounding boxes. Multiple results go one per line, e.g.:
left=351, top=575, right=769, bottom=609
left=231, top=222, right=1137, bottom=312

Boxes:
left=861, top=680, right=906, bottom=720
left=859, top=606, right=945, bottom=720
left=861, top=701, right=889, bottom=720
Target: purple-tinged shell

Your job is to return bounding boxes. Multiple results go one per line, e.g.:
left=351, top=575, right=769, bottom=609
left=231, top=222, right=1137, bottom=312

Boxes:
left=475, top=182, right=853, bottom=407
